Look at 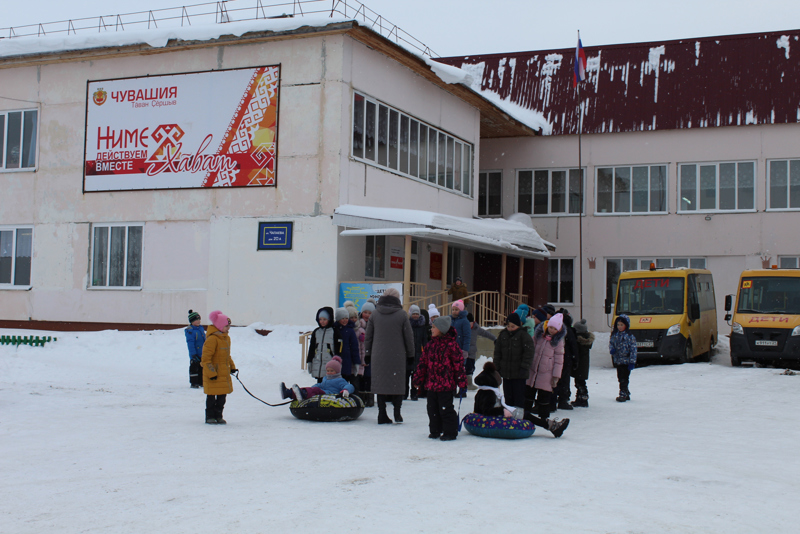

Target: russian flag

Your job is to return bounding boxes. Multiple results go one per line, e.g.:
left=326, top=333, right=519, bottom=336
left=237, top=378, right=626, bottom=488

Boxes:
left=573, top=38, right=587, bottom=87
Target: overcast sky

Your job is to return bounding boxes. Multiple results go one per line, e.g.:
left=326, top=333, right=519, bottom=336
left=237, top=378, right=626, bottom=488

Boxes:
left=4, top=0, right=800, bottom=56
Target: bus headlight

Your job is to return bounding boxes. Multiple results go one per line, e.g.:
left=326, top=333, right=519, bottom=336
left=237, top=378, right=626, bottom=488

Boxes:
left=666, top=324, right=681, bottom=336
left=732, top=322, right=744, bottom=335
left=792, top=326, right=800, bottom=337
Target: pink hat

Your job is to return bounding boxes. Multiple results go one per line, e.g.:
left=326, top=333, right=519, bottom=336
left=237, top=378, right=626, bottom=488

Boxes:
left=326, top=356, right=343, bottom=373
left=208, top=310, right=230, bottom=331
left=452, top=300, right=465, bottom=311
left=548, top=313, right=564, bottom=331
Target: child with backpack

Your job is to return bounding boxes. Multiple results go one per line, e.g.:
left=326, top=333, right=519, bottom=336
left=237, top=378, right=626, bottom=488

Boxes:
left=609, top=314, right=637, bottom=402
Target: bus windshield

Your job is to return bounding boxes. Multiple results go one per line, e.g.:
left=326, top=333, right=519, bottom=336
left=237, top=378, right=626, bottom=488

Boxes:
left=616, top=277, right=685, bottom=315
left=737, top=277, right=800, bottom=314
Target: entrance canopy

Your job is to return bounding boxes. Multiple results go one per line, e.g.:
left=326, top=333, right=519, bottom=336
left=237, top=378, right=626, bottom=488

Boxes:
left=333, top=205, right=553, bottom=259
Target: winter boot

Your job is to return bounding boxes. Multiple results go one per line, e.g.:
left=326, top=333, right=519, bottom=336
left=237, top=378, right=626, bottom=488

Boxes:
left=377, top=395, right=393, bottom=424
left=467, top=375, right=478, bottom=391
left=615, top=390, right=630, bottom=402
left=410, top=387, right=419, bottom=401
left=292, top=384, right=304, bottom=401
left=557, top=398, right=574, bottom=410
left=205, top=410, right=218, bottom=424
left=547, top=417, right=570, bottom=438
left=279, top=382, right=292, bottom=400
left=428, top=432, right=441, bottom=439
left=440, top=434, right=457, bottom=441
left=393, top=396, right=403, bottom=423
left=571, top=394, right=589, bottom=408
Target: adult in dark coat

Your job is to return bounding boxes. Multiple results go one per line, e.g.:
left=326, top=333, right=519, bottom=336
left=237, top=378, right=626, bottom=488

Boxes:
left=364, top=288, right=415, bottom=424
left=492, top=312, right=535, bottom=408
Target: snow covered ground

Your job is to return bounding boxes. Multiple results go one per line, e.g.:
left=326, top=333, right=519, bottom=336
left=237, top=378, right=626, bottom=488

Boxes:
left=2, top=324, right=798, bottom=533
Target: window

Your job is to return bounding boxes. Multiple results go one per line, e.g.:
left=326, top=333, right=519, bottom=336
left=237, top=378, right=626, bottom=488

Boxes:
left=595, top=165, right=666, bottom=214
left=446, top=247, right=461, bottom=285
left=606, top=257, right=706, bottom=305
left=679, top=161, right=755, bottom=212
left=90, top=224, right=143, bottom=288
left=0, top=227, right=33, bottom=287
left=779, top=256, right=799, bottom=269
left=1, top=109, right=39, bottom=170
left=768, top=159, right=800, bottom=210
left=548, top=258, right=574, bottom=304
left=352, top=92, right=473, bottom=197
left=478, top=171, right=502, bottom=216
left=365, top=235, right=385, bottom=279
left=517, top=168, right=584, bottom=215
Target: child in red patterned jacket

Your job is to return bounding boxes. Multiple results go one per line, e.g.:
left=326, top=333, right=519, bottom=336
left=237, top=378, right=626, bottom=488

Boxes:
left=412, top=315, right=467, bottom=441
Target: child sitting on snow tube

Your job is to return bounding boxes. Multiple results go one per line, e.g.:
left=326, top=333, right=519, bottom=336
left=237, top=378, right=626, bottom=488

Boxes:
left=280, top=356, right=364, bottom=422
left=471, top=361, right=569, bottom=438
left=280, top=356, right=354, bottom=401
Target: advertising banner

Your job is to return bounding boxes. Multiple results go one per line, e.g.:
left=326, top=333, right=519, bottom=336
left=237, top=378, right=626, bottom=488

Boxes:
left=84, top=65, right=280, bottom=191
left=339, top=283, right=403, bottom=310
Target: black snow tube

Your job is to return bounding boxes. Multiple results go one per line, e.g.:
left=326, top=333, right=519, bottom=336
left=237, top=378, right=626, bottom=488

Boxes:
left=289, top=394, right=365, bottom=422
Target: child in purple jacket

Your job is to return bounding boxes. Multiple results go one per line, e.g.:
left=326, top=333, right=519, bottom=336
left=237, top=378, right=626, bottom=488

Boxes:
left=280, top=356, right=355, bottom=401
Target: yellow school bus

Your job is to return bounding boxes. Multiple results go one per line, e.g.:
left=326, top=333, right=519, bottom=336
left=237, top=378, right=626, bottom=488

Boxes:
left=724, top=268, right=800, bottom=366
left=610, top=267, right=718, bottom=363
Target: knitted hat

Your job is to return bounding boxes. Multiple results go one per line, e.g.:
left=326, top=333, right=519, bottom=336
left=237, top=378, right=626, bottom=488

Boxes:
left=474, top=361, right=501, bottom=388
left=188, top=309, right=201, bottom=323
left=574, top=318, right=588, bottom=334
left=432, top=315, right=452, bottom=333
left=452, top=300, right=465, bottom=311
left=318, top=309, right=331, bottom=321
left=347, top=306, right=359, bottom=319
left=455, top=276, right=463, bottom=283
left=208, top=310, right=230, bottom=331
left=334, top=307, right=349, bottom=322
left=532, top=309, right=547, bottom=323
left=326, top=356, right=343, bottom=374
left=342, top=300, right=355, bottom=310
left=507, top=312, right=522, bottom=327
left=409, top=304, right=421, bottom=315
left=428, top=303, right=440, bottom=318
left=383, top=288, right=401, bottom=299
left=548, top=313, right=564, bottom=331
left=360, top=301, right=376, bottom=313
left=515, top=304, right=530, bottom=322
left=542, top=304, right=556, bottom=316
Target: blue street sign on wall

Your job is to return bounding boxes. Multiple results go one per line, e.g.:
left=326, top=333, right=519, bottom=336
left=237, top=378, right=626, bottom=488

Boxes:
left=258, top=222, right=293, bottom=250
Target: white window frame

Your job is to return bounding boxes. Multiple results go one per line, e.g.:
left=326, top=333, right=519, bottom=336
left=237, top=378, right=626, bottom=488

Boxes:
left=0, top=226, right=33, bottom=289
left=365, top=235, right=386, bottom=280
left=767, top=159, right=800, bottom=211
left=351, top=91, right=473, bottom=198
left=778, top=256, right=800, bottom=269
left=678, top=160, right=757, bottom=213
left=516, top=168, right=585, bottom=216
left=0, top=108, right=40, bottom=172
left=478, top=170, right=502, bottom=217
left=89, top=223, right=144, bottom=290
left=594, top=164, right=668, bottom=215
left=548, top=257, right=575, bottom=305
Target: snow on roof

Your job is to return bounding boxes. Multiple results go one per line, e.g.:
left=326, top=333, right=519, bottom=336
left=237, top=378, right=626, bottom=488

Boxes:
left=333, top=204, right=551, bottom=259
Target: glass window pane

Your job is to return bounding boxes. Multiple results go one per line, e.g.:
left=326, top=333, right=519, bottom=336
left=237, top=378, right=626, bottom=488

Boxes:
left=418, top=125, right=427, bottom=181
left=560, top=259, right=574, bottom=303
left=680, top=165, right=697, bottom=211
left=533, top=170, right=549, bottom=214
left=551, top=171, right=566, bottom=213
left=463, top=146, right=471, bottom=196
left=352, top=94, right=364, bottom=159
left=0, top=230, right=12, bottom=283
left=614, top=167, right=631, bottom=213
left=5, top=111, right=22, bottom=169
left=779, top=257, right=799, bottom=269
left=569, top=169, right=582, bottom=214
left=632, top=166, right=649, bottom=212
left=689, top=258, right=706, bottom=269
left=388, top=110, right=399, bottom=170
left=597, top=168, right=613, bottom=213
left=453, top=143, right=462, bottom=192
left=719, top=163, right=736, bottom=210
left=488, top=172, right=502, bottom=215
left=0, top=115, right=5, bottom=166
left=623, top=258, right=638, bottom=271
left=548, top=259, right=559, bottom=302
left=92, top=227, right=108, bottom=287
left=478, top=173, right=488, bottom=216
left=109, top=226, right=126, bottom=287
left=791, top=160, right=800, bottom=208
left=22, top=111, right=37, bottom=168
left=700, top=165, right=716, bottom=210
left=737, top=162, right=754, bottom=210
left=770, top=160, right=788, bottom=209
left=365, top=101, right=376, bottom=161
left=650, top=166, right=667, bottom=212
left=13, top=228, right=32, bottom=285
left=446, top=137, right=455, bottom=189
left=377, top=105, right=388, bottom=166
left=673, top=258, right=689, bottom=268
left=640, top=259, right=653, bottom=269
left=607, top=259, right=621, bottom=302
left=518, top=170, right=532, bottom=214
left=428, top=129, right=437, bottom=183
left=399, top=115, right=409, bottom=174
left=437, top=132, right=446, bottom=187
left=376, top=236, right=385, bottom=278
left=409, top=120, right=418, bottom=177
left=126, top=226, right=143, bottom=287
left=656, top=258, right=672, bottom=268
left=365, top=236, right=374, bottom=278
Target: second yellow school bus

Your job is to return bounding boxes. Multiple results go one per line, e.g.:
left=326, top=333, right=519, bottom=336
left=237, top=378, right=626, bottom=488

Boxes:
left=613, top=267, right=718, bottom=363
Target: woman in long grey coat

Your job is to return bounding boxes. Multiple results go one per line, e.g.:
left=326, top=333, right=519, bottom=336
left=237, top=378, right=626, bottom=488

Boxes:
left=365, top=288, right=415, bottom=424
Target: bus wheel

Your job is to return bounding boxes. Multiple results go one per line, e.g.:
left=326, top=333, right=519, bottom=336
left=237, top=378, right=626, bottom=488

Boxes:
left=680, top=340, right=693, bottom=364
left=730, top=353, right=742, bottom=367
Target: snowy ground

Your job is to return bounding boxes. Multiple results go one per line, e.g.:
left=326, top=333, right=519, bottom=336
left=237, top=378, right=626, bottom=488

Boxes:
left=2, top=324, right=798, bottom=533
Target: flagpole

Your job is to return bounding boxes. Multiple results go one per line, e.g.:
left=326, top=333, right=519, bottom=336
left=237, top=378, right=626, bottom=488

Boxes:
left=577, top=30, right=584, bottom=320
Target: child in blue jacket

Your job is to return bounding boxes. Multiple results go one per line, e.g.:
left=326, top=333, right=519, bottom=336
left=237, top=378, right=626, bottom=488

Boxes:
left=185, top=310, right=205, bottom=388
left=609, top=314, right=637, bottom=402
left=280, top=356, right=355, bottom=400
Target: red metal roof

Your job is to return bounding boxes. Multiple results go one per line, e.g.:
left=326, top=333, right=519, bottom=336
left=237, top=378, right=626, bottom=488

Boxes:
left=437, top=30, right=800, bottom=136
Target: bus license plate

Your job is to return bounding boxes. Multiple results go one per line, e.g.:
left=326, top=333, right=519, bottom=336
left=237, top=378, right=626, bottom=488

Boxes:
left=755, top=340, right=778, bottom=346
left=636, top=341, right=654, bottom=348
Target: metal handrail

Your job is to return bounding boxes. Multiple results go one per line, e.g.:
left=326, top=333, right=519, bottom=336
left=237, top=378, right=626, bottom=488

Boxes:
left=1, top=0, right=439, bottom=58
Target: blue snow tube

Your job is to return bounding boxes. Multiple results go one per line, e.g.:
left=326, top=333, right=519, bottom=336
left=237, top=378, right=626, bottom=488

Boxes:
left=290, top=394, right=365, bottom=422
left=462, top=412, right=535, bottom=439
